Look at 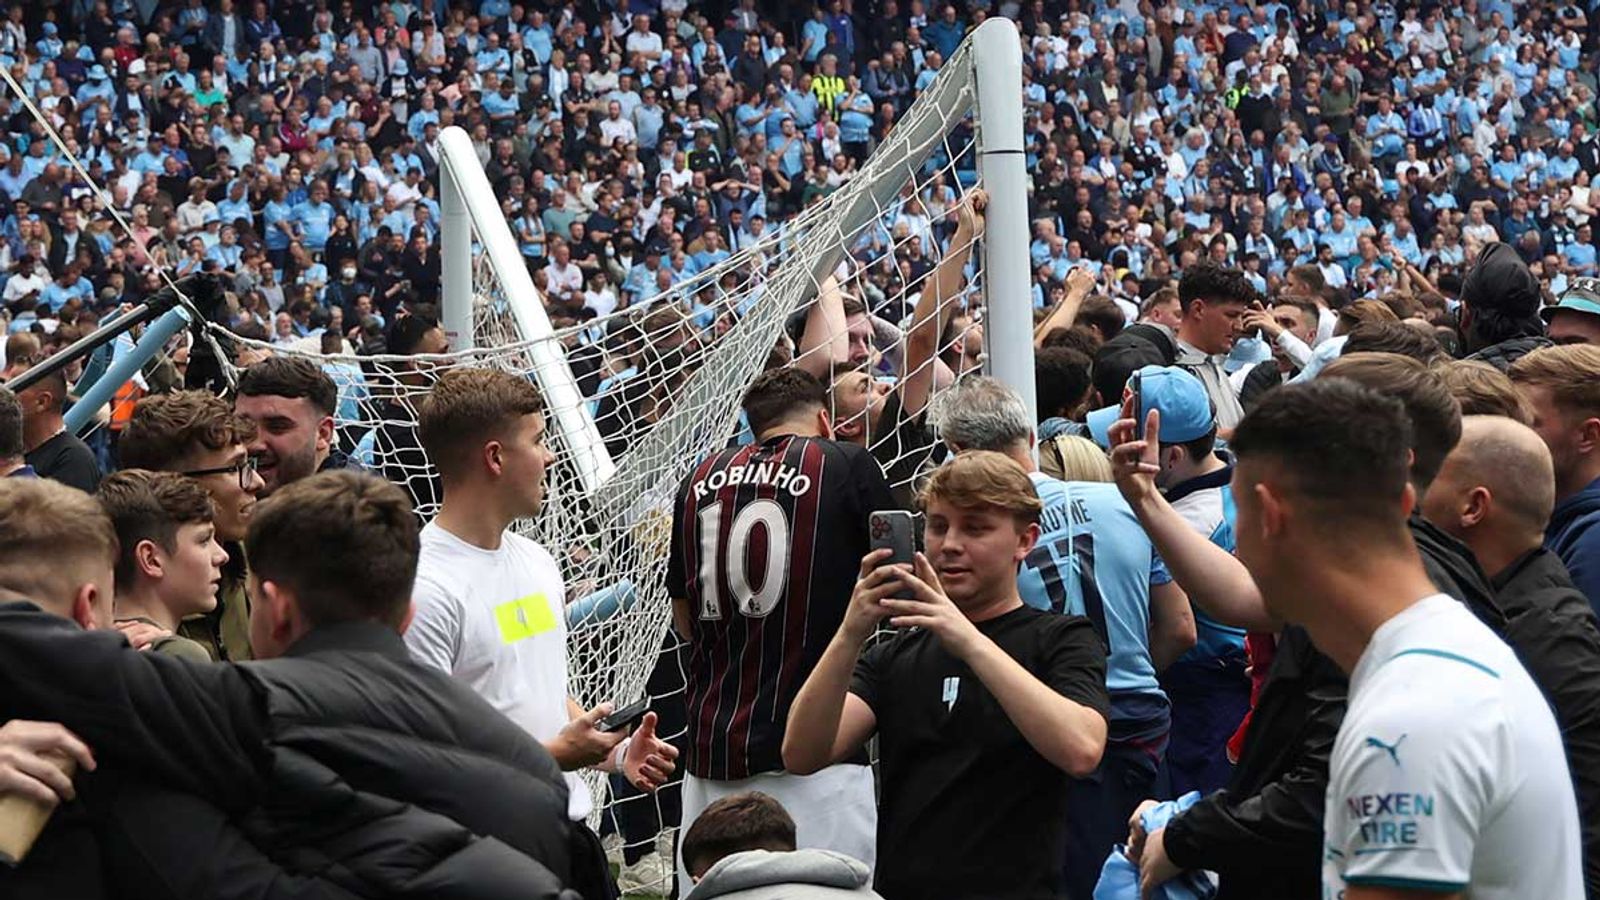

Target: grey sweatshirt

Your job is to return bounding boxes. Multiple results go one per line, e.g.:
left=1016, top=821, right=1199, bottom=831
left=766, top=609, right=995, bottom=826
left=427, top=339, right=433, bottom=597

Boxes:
left=684, top=849, right=883, bottom=900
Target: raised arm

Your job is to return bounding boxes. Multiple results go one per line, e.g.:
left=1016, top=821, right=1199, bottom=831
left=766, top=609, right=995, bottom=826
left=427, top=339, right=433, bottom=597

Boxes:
left=1109, top=407, right=1280, bottom=633
left=902, top=188, right=986, bottom=418
left=1033, top=266, right=1096, bottom=347
left=794, top=274, right=851, bottom=380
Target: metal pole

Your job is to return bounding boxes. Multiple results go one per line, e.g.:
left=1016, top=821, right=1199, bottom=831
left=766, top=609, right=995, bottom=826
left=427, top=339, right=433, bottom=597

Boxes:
left=435, top=125, right=617, bottom=492
left=64, top=306, right=192, bottom=434
left=972, top=18, right=1038, bottom=426
left=4, top=302, right=156, bottom=394
left=439, top=126, right=475, bottom=351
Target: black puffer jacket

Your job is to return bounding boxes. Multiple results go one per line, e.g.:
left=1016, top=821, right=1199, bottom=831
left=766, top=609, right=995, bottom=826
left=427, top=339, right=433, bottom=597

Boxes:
left=0, top=605, right=582, bottom=900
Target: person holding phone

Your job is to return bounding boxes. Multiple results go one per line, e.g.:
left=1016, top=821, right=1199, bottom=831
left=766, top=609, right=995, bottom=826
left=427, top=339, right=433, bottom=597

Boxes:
left=403, top=368, right=679, bottom=898
left=784, top=451, right=1111, bottom=900
left=666, top=366, right=897, bottom=891
left=932, top=376, right=1195, bottom=900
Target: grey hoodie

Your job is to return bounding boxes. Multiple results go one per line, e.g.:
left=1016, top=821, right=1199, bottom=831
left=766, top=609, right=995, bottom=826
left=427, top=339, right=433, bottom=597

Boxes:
left=684, top=849, right=883, bottom=900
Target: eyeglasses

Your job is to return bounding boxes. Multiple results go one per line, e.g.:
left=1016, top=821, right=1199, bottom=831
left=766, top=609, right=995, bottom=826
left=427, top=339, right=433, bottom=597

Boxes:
left=182, top=455, right=258, bottom=489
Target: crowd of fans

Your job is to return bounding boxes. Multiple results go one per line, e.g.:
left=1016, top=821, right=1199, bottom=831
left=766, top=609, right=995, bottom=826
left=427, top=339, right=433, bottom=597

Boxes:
left=3, top=0, right=1600, bottom=899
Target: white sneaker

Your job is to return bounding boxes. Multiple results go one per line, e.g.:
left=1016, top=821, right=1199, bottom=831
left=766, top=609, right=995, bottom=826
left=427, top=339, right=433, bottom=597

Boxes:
left=602, top=833, right=624, bottom=868
left=616, top=852, right=671, bottom=896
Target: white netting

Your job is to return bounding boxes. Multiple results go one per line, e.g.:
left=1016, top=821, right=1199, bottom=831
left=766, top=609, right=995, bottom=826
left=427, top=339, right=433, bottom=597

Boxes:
left=215, top=31, right=998, bottom=896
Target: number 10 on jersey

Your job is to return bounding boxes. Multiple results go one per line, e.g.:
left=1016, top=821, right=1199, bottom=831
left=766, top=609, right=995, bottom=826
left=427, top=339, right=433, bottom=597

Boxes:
left=697, top=499, right=793, bottom=620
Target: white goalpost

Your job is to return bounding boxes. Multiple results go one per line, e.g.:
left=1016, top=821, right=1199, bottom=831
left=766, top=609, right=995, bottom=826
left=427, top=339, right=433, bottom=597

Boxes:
left=237, top=18, right=1032, bottom=894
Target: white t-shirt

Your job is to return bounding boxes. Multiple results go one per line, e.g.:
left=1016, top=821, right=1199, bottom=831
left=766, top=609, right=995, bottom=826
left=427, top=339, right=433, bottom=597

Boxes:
left=406, top=522, right=590, bottom=820
left=1323, top=594, right=1582, bottom=899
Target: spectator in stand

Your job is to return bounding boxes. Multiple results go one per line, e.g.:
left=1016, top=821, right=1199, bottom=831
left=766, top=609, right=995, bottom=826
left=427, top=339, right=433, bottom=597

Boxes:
left=785, top=451, right=1110, bottom=900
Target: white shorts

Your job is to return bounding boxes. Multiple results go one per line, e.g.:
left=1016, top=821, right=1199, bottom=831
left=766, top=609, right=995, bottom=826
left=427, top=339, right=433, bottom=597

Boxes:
left=675, top=764, right=876, bottom=890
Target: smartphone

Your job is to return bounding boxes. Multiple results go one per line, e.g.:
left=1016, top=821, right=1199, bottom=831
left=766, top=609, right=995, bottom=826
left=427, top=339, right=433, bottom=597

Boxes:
left=1129, top=370, right=1144, bottom=424
left=596, top=696, right=650, bottom=734
left=869, top=510, right=917, bottom=600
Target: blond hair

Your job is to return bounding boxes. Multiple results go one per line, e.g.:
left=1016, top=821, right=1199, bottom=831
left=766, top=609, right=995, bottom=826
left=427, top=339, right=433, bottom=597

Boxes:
left=1436, top=360, right=1531, bottom=424
left=919, top=450, right=1042, bottom=525
left=1039, top=434, right=1113, bottom=483
left=0, top=478, right=118, bottom=609
left=1508, top=345, right=1600, bottom=417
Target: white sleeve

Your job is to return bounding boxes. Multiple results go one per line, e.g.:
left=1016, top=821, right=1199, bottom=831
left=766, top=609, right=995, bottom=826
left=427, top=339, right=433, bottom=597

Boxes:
left=1274, top=330, right=1314, bottom=370
left=404, top=575, right=464, bottom=673
left=1327, top=685, right=1504, bottom=893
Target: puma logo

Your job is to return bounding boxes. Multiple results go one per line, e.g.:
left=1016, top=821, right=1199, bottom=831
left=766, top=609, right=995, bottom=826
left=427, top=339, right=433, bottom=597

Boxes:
left=1364, top=734, right=1407, bottom=767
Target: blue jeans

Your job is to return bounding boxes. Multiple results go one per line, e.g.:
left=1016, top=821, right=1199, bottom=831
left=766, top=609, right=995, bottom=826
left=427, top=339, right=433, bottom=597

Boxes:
left=1158, top=655, right=1251, bottom=799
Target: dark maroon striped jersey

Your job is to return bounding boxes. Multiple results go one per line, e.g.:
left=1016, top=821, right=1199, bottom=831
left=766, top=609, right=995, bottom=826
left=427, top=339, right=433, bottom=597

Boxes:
left=666, top=434, right=897, bottom=780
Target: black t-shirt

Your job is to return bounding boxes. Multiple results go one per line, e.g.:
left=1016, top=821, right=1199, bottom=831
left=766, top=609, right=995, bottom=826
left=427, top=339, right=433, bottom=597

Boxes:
left=372, top=400, right=441, bottom=524
left=871, top=389, right=942, bottom=510
left=666, top=434, right=896, bottom=780
left=851, top=605, right=1110, bottom=899
left=26, top=430, right=101, bottom=493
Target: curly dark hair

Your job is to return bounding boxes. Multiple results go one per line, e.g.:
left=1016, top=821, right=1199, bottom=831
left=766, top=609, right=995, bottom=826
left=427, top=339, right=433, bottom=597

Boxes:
left=1178, top=262, right=1259, bottom=313
left=119, top=390, right=259, bottom=471
left=237, top=355, right=339, bottom=416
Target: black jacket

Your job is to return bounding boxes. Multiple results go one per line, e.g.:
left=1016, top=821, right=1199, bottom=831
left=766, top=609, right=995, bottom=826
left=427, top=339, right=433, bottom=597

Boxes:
left=0, top=605, right=582, bottom=900
left=1161, top=624, right=1344, bottom=900
left=1466, top=334, right=1554, bottom=372
left=1491, top=548, right=1600, bottom=898
left=1161, top=517, right=1500, bottom=900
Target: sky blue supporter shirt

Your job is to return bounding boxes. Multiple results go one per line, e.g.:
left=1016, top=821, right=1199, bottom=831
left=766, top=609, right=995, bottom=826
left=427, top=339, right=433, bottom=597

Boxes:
left=1019, top=473, right=1171, bottom=701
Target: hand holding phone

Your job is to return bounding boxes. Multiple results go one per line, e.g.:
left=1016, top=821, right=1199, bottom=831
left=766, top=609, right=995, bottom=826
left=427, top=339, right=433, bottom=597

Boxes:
left=596, top=696, right=650, bottom=734
left=869, top=510, right=917, bottom=600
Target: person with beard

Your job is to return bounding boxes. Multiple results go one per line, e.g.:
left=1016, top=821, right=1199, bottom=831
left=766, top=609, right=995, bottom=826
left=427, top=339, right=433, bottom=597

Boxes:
left=117, top=391, right=264, bottom=661
left=234, top=356, right=355, bottom=497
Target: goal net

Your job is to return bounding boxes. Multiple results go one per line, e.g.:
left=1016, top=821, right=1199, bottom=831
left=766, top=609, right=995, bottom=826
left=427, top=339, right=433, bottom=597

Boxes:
left=223, top=19, right=1028, bottom=895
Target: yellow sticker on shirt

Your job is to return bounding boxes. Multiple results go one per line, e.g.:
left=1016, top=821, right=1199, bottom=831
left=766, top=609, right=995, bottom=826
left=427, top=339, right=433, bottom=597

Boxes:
left=494, top=593, right=557, bottom=643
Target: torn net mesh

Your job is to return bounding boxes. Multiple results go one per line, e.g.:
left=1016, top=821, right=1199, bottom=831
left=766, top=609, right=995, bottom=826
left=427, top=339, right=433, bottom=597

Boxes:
left=214, top=37, right=989, bottom=895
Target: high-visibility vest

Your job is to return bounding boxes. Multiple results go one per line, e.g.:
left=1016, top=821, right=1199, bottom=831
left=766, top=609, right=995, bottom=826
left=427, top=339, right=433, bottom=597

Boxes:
left=812, top=75, right=845, bottom=113
left=109, top=380, right=142, bottom=431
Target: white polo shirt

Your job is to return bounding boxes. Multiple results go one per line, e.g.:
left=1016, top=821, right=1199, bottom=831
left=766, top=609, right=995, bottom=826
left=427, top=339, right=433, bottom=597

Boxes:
left=1323, top=593, right=1582, bottom=899
left=405, top=522, right=591, bottom=821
